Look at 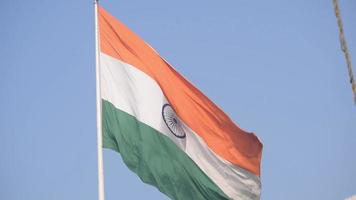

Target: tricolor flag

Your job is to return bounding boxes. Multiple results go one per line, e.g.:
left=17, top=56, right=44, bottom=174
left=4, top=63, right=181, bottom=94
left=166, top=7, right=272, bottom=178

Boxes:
left=97, top=6, right=263, bottom=200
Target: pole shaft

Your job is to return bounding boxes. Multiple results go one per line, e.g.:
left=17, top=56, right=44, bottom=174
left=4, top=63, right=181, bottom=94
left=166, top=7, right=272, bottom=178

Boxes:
left=94, top=1, right=105, bottom=200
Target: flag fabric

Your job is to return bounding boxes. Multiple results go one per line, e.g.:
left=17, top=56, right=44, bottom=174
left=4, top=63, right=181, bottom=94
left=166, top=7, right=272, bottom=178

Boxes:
left=98, top=6, right=263, bottom=200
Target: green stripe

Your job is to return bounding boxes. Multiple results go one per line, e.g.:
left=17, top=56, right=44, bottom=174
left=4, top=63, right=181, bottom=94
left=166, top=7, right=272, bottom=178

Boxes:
left=102, top=100, right=230, bottom=200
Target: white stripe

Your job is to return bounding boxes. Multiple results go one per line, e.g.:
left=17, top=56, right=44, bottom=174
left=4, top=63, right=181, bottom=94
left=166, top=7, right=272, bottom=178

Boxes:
left=100, top=53, right=261, bottom=200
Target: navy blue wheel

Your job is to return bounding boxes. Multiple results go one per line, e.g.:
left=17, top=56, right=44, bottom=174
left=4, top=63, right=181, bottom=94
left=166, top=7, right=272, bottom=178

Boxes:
left=162, top=104, right=186, bottom=138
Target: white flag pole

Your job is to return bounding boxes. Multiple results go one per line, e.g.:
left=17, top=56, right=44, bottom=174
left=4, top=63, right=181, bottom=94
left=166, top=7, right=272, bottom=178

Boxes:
left=94, top=0, right=105, bottom=200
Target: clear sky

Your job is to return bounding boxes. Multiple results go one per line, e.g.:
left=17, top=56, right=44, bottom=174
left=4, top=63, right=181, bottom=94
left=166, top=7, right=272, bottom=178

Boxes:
left=1, top=0, right=355, bottom=200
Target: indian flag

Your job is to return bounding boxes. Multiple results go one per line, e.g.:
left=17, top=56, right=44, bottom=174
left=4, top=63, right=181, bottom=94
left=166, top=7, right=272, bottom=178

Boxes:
left=98, top=6, right=263, bottom=200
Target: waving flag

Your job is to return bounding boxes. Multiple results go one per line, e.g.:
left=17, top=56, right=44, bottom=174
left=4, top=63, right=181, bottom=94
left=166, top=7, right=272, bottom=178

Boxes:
left=98, top=6, right=263, bottom=200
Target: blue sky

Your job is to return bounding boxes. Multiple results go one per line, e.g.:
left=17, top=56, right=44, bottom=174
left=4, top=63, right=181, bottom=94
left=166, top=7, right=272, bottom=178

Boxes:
left=1, top=0, right=355, bottom=199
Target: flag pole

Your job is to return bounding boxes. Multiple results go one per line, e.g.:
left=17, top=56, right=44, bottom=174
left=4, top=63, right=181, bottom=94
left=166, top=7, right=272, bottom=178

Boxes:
left=94, top=0, right=105, bottom=200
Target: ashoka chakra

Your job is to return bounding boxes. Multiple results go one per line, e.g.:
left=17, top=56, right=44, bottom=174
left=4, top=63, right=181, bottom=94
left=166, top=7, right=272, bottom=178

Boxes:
left=162, top=104, right=186, bottom=138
